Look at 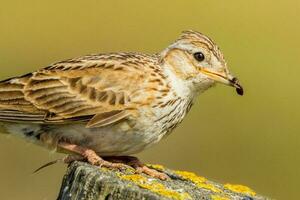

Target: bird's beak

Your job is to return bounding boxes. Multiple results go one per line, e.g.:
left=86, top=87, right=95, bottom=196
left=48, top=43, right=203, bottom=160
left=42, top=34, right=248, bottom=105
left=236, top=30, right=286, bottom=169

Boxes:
left=199, top=68, right=244, bottom=96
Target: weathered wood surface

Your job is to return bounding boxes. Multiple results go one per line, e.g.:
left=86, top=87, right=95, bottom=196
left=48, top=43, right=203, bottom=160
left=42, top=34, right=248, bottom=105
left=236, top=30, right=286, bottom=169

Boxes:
left=57, top=161, right=269, bottom=200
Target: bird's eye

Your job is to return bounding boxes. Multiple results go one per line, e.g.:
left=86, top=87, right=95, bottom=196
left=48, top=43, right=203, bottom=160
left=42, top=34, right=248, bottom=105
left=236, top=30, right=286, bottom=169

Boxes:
left=193, top=52, right=205, bottom=62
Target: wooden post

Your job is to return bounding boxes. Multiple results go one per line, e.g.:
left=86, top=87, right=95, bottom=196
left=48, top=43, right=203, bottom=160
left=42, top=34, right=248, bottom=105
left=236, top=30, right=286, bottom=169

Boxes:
left=57, top=161, right=269, bottom=200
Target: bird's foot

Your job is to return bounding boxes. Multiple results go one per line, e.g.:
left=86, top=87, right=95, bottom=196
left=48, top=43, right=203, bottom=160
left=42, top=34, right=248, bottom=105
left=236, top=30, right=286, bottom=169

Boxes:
left=38, top=142, right=167, bottom=179
left=57, top=142, right=128, bottom=171
left=135, top=165, right=169, bottom=180
left=104, top=156, right=169, bottom=180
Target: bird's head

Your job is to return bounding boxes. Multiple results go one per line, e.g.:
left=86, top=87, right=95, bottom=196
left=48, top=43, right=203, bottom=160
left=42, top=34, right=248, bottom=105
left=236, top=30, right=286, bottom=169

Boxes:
left=160, top=30, right=243, bottom=96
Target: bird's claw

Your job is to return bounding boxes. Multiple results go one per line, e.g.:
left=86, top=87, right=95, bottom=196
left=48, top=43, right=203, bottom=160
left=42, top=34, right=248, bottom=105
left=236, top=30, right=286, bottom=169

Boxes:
left=96, top=160, right=129, bottom=171
left=135, top=165, right=169, bottom=180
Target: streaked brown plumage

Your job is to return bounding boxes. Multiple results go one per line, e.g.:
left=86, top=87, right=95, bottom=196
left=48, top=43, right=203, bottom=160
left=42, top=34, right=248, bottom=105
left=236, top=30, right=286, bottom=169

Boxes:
left=0, top=30, right=243, bottom=179
left=0, top=53, right=165, bottom=125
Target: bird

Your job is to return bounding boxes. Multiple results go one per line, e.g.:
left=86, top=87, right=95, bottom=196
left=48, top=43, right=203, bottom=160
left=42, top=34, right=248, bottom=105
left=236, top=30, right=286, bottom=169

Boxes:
left=0, top=30, right=243, bottom=180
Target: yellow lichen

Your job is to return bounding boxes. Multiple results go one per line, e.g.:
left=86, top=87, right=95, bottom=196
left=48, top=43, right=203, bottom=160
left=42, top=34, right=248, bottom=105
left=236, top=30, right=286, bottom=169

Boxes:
left=211, top=195, right=230, bottom=200
left=175, top=171, right=221, bottom=193
left=147, top=164, right=165, bottom=171
left=119, top=174, right=191, bottom=200
left=175, top=171, right=207, bottom=184
left=224, top=184, right=256, bottom=196
left=116, top=168, right=256, bottom=199
left=197, top=182, right=222, bottom=193
left=119, top=174, right=148, bottom=182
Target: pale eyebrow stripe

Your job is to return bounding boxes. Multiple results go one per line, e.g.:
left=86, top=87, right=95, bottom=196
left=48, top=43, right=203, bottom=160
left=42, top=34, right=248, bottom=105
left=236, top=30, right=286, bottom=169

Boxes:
left=191, top=41, right=223, bottom=63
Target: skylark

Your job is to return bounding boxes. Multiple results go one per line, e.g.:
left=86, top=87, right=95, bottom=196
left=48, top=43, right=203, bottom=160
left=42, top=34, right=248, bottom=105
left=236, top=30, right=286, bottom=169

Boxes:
left=0, top=30, right=243, bottom=179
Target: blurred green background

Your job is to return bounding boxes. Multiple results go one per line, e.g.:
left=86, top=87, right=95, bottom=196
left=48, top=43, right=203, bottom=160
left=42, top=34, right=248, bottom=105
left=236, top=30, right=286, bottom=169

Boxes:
left=0, top=0, right=299, bottom=199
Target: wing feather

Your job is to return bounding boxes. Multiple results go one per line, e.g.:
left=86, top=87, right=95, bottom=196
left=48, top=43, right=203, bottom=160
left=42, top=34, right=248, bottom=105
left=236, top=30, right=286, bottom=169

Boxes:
left=0, top=110, right=46, bottom=123
left=22, top=71, right=132, bottom=126
left=86, top=110, right=130, bottom=128
left=0, top=53, right=164, bottom=127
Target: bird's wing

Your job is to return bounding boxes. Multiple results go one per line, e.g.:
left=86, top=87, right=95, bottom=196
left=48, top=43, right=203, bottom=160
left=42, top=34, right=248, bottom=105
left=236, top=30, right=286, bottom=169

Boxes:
left=0, top=53, right=164, bottom=128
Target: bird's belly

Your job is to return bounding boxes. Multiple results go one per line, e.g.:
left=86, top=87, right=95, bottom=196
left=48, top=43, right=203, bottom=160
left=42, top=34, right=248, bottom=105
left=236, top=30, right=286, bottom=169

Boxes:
left=54, top=125, right=159, bottom=155
left=47, top=119, right=164, bottom=156
left=1, top=100, right=188, bottom=156
left=1, top=118, right=163, bottom=156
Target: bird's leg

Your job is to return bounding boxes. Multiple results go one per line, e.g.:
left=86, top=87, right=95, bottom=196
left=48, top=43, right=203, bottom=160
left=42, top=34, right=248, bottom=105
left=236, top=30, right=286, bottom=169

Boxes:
left=57, top=142, right=128, bottom=170
left=104, top=156, right=169, bottom=180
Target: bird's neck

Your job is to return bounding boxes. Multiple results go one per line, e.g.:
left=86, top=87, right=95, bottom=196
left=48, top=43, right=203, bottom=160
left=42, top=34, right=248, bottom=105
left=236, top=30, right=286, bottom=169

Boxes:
left=162, top=64, right=196, bottom=100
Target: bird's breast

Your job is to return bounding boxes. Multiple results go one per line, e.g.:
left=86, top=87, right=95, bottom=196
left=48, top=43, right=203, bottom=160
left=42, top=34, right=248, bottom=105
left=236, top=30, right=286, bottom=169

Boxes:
left=141, top=95, right=194, bottom=139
